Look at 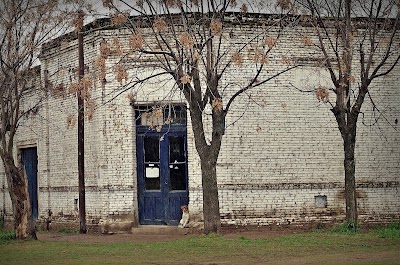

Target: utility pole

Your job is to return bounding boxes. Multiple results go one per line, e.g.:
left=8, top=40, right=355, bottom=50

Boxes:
left=77, top=11, right=87, bottom=234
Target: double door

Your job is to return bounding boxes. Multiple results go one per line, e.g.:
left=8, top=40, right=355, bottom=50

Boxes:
left=137, top=130, right=188, bottom=225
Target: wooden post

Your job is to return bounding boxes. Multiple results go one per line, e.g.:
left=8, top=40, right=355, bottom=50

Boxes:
left=77, top=12, right=87, bottom=234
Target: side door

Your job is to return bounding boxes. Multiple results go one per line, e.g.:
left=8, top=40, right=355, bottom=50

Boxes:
left=21, top=147, right=38, bottom=220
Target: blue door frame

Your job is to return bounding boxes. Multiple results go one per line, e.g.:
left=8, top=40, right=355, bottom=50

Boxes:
left=21, top=147, right=38, bottom=220
left=137, top=126, right=189, bottom=225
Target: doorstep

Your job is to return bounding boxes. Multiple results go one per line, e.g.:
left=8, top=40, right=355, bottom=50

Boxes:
left=131, top=225, right=190, bottom=235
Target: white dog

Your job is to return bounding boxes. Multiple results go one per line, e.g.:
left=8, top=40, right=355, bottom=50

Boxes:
left=178, top=205, right=189, bottom=228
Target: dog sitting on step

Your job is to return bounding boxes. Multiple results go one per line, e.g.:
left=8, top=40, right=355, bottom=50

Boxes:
left=178, top=205, right=189, bottom=228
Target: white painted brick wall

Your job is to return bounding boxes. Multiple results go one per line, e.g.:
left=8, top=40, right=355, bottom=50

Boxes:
left=0, top=20, right=399, bottom=230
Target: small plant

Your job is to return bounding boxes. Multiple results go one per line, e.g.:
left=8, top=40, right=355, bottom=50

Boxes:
left=387, top=221, right=400, bottom=230
left=329, top=222, right=359, bottom=234
left=0, top=229, right=15, bottom=241
left=374, top=222, right=400, bottom=238
left=57, top=228, right=79, bottom=234
left=315, top=222, right=325, bottom=230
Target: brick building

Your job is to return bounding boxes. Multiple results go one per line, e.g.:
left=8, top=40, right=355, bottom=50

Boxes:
left=1, top=14, right=399, bottom=232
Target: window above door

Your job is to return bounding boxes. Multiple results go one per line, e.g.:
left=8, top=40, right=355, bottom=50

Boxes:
left=134, top=104, right=187, bottom=128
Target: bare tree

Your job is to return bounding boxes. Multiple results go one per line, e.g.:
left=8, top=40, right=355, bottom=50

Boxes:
left=0, top=0, right=87, bottom=240
left=101, top=0, right=300, bottom=234
left=296, top=0, right=399, bottom=227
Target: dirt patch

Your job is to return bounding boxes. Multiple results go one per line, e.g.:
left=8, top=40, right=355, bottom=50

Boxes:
left=37, top=232, right=188, bottom=243
left=221, top=225, right=309, bottom=239
left=37, top=225, right=308, bottom=243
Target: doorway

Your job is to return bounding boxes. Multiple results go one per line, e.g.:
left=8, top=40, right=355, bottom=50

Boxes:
left=135, top=105, right=189, bottom=225
left=21, top=147, right=38, bottom=220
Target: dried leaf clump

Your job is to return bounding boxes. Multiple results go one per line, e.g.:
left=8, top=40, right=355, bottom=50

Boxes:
left=192, top=51, right=201, bottom=62
left=165, top=0, right=177, bottom=8
left=276, top=0, right=292, bottom=10
left=114, top=64, right=128, bottom=83
left=95, top=41, right=111, bottom=83
left=102, top=0, right=113, bottom=8
left=79, top=76, right=93, bottom=99
left=95, top=56, right=106, bottom=82
left=112, top=37, right=124, bottom=55
left=240, top=3, right=248, bottom=13
left=280, top=56, right=291, bottom=64
left=231, top=52, right=243, bottom=65
left=127, top=92, right=136, bottom=104
left=53, top=83, right=65, bottom=94
left=212, top=98, right=223, bottom=111
left=179, top=32, right=194, bottom=49
left=85, top=99, right=96, bottom=121
left=111, top=12, right=129, bottom=26
left=68, top=82, right=80, bottom=94
left=180, top=75, right=191, bottom=84
left=210, top=19, right=223, bottom=35
left=100, top=42, right=111, bottom=58
left=315, top=86, right=329, bottom=103
left=302, top=36, right=313, bottom=46
left=144, top=107, right=164, bottom=131
left=153, top=18, right=168, bottom=32
left=67, top=114, right=76, bottom=128
left=248, top=48, right=267, bottom=64
left=264, top=36, right=277, bottom=49
left=72, top=12, right=84, bottom=32
left=129, top=32, right=143, bottom=51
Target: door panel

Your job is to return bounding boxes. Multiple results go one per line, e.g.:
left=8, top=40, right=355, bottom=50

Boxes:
left=167, top=195, right=189, bottom=223
left=21, top=147, right=38, bottom=220
left=137, top=129, right=188, bottom=225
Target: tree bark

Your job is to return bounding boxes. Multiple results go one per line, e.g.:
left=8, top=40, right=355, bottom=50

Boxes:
left=2, top=153, right=36, bottom=240
left=188, top=98, right=224, bottom=234
left=200, top=157, right=221, bottom=234
left=343, top=132, right=357, bottom=225
left=333, top=105, right=359, bottom=226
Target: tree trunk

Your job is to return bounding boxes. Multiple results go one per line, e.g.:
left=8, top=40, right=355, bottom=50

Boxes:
left=188, top=99, right=223, bottom=234
left=2, top=153, right=37, bottom=240
left=201, top=157, right=221, bottom=234
left=333, top=104, right=359, bottom=227
left=343, top=129, right=357, bottom=225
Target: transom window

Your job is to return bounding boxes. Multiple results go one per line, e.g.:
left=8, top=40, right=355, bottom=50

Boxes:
left=134, top=104, right=187, bottom=127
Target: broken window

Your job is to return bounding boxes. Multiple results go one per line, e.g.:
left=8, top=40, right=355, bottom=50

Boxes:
left=144, top=136, right=160, bottom=190
left=169, top=136, right=186, bottom=190
left=134, top=104, right=187, bottom=127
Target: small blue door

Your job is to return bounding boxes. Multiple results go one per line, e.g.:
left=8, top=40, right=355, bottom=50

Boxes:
left=21, top=147, right=38, bottom=220
left=137, top=129, right=189, bottom=225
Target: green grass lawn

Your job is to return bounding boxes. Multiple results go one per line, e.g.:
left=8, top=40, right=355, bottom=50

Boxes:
left=1, top=227, right=399, bottom=265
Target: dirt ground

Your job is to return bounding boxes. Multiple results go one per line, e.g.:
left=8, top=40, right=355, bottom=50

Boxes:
left=37, top=225, right=304, bottom=243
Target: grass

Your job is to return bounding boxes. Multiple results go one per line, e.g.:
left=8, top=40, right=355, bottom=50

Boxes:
left=373, top=222, right=400, bottom=239
left=325, top=221, right=400, bottom=239
left=0, top=226, right=399, bottom=265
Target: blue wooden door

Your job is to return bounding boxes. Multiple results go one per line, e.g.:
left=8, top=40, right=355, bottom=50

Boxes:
left=137, top=129, right=189, bottom=225
left=21, top=147, right=38, bottom=220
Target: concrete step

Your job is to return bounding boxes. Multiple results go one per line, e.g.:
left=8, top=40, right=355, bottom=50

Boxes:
left=131, top=225, right=190, bottom=235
